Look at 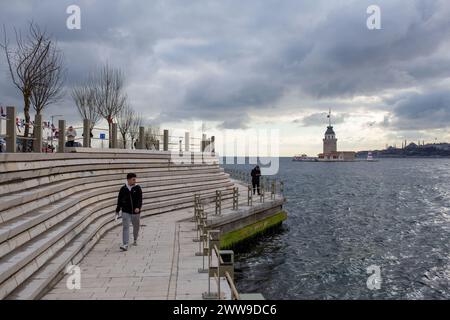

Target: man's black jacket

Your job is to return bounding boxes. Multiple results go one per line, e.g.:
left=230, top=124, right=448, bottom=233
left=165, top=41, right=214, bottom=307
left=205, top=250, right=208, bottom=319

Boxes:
left=251, top=168, right=261, bottom=183
left=116, top=184, right=143, bottom=214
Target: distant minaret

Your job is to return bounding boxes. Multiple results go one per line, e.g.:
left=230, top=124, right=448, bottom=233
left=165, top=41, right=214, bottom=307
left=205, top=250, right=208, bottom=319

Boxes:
left=323, top=109, right=337, bottom=154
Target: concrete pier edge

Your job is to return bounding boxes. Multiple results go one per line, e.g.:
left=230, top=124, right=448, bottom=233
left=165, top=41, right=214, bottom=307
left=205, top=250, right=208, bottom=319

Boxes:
left=219, top=211, right=287, bottom=249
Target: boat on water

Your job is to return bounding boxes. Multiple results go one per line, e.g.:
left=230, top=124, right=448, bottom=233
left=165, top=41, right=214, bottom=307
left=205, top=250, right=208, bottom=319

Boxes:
left=366, top=152, right=378, bottom=162
left=292, top=154, right=319, bottom=162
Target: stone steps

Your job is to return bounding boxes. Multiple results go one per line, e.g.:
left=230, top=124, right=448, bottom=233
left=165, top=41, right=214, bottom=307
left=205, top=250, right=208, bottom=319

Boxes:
left=0, top=181, right=235, bottom=299
left=0, top=164, right=221, bottom=196
left=0, top=150, right=230, bottom=300
left=0, top=174, right=232, bottom=255
left=0, top=168, right=225, bottom=216
left=0, top=161, right=218, bottom=192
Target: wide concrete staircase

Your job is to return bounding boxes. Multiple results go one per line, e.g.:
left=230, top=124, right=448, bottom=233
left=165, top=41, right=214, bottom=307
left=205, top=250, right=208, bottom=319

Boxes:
left=0, top=149, right=234, bottom=300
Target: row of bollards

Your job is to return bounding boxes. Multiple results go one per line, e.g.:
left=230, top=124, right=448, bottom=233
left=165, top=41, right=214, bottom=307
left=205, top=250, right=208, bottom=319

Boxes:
left=2, top=106, right=216, bottom=153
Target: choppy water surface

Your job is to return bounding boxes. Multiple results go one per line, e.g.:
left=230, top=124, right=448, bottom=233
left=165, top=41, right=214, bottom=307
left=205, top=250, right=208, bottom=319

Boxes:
left=223, top=158, right=450, bottom=299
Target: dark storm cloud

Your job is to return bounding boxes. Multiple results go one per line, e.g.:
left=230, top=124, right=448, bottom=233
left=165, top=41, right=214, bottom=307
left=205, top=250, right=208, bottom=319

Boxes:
left=1, top=0, right=450, bottom=130
left=389, top=90, right=450, bottom=130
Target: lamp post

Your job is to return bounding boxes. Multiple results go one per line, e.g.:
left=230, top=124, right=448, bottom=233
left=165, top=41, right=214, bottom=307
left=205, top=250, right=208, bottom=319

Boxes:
left=50, top=114, right=63, bottom=150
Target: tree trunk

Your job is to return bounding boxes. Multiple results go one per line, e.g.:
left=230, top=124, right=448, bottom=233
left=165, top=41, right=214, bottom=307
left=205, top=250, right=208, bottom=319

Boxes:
left=122, top=133, right=127, bottom=149
left=108, top=121, right=112, bottom=148
left=23, top=93, right=31, bottom=152
left=90, top=125, right=94, bottom=148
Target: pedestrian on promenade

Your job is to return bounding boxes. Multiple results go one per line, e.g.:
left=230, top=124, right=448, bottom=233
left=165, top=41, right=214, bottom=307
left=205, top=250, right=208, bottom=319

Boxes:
left=251, top=165, right=261, bottom=195
left=65, top=126, right=77, bottom=147
left=115, top=173, right=143, bottom=251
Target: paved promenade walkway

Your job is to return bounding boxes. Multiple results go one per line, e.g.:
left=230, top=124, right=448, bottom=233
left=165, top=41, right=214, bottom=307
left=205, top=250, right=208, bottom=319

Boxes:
left=43, top=208, right=210, bottom=300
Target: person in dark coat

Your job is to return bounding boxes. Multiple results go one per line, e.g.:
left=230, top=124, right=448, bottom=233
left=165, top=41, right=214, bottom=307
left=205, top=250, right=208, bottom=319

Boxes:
left=251, top=165, right=261, bottom=195
left=115, top=173, right=143, bottom=251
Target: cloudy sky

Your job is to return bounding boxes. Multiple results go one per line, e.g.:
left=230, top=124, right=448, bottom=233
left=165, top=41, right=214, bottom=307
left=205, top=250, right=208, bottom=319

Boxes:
left=1, top=0, right=450, bottom=156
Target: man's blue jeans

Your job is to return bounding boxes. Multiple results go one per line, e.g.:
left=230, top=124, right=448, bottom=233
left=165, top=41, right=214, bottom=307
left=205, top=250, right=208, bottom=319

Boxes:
left=122, top=212, right=140, bottom=245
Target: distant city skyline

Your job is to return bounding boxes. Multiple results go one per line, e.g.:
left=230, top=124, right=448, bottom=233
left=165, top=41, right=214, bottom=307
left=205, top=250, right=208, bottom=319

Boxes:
left=1, top=0, right=450, bottom=156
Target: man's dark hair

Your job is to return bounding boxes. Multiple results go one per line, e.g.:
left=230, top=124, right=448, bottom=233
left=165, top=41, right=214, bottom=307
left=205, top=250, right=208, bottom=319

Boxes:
left=127, top=173, right=137, bottom=180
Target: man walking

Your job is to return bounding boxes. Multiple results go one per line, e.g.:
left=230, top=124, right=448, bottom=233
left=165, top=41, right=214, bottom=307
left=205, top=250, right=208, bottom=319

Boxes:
left=251, top=165, right=261, bottom=195
left=116, top=173, right=143, bottom=251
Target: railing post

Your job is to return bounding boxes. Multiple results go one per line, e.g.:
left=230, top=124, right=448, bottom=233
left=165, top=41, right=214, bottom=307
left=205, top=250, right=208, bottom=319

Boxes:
left=5, top=106, right=16, bottom=153
left=83, top=119, right=91, bottom=148
left=163, top=129, right=169, bottom=151
left=111, top=123, right=118, bottom=149
left=215, top=190, right=222, bottom=215
left=58, top=119, right=66, bottom=153
left=196, top=217, right=207, bottom=256
left=202, top=230, right=221, bottom=299
left=156, top=140, right=160, bottom=151
left=260, top=183, right=265, bottom=203
left=271, top=180, right=276, bottom=200
left=232, top=187, right=239, bottom=210
left=185, top=132, right=190, bottom=152
left=139, top=126, right=145, bottom=149
left=248, top=184, right=253, bottom=206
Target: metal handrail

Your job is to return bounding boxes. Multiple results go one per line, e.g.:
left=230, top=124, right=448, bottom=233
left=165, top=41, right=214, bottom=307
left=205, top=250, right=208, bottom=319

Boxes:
left=213, top=245, right=224, bottom=265
left=225, top=271, right=240, bottom=300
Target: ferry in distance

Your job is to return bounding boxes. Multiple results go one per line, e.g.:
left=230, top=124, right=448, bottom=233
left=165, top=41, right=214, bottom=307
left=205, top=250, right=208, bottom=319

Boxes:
left=366, top=152, right=378, bottom=162
left=292, top=154, right=319, bottom=162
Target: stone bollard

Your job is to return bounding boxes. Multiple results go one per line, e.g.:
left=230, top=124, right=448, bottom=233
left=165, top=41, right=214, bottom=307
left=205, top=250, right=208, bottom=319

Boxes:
left=201, top=133, right=207, bottom=152
left=163, top=129, right=169, bottom=151
left=138, top=126, right=145, bottom=150
left=83, top=119, right=91, bottom=148
left=32, top=114, right=43, bottom=153
left=5, top=106, right=16, bottom=153
left=185, top=132, right=190, bottom=152
left=58, top=119, right=66, bottom=153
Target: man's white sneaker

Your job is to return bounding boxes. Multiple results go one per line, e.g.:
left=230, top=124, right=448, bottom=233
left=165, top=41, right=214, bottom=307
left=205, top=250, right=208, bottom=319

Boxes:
left=120, top=244, right=128, bottom=251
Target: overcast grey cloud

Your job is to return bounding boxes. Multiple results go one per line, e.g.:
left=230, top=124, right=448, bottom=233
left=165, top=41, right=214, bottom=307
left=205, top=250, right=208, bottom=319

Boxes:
left=296, top=112, right=347, bottom=127
left=1, top=0, right=450, bottom=137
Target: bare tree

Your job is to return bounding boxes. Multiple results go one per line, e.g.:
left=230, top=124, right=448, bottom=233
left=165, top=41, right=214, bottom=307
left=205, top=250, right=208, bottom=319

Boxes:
left=30, top=45, right=65, bottom=115
left=72, top=78, right=101, bottom=146
left=93, top=64, right=127, bottom=147
left=129, top=113, right=143, bottom=149
left=117, top=104, right=134, bottom=149
left=1, top=22, right=62, bottom=138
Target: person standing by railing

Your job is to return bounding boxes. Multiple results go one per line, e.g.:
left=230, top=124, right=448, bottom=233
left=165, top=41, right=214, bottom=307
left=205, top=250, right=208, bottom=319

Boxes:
left=251, top=165, right=261, bottom=195
left=115, top=173, right=143, bottom=251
